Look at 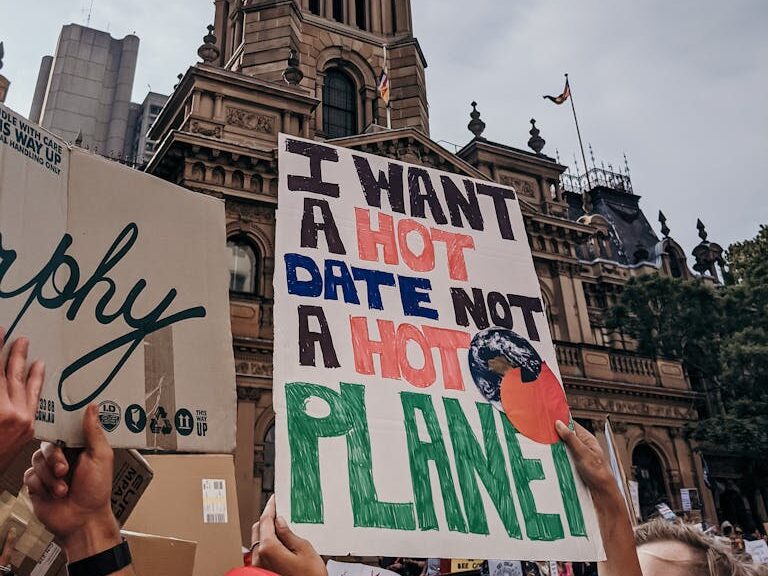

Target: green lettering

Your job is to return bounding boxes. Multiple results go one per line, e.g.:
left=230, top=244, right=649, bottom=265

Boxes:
left=502, top=417, right=564, bottom=541
left=552, top=440, right=587, bottom=536
left=286, top=382, right=415, bottom=529
left=444, top=399, right=522, bottom=538
left=401, top=392, right=467, bottom=533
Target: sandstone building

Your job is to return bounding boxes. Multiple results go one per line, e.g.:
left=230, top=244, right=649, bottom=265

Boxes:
left=145, top=0, right=748, bottom=543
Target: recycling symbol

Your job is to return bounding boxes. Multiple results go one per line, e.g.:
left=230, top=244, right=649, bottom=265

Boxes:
left=150, top=407, right=173, bottom=435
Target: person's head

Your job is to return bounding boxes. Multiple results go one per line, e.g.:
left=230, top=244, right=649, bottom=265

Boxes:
left=635, top=519, right=760, bottom=576
left=721, top=520, right=734, bottom=537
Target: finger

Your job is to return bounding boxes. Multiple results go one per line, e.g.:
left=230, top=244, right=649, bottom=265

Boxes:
left=275, top=515, right=312, bottom=554
left=250, top=521, right=261, bottom=567
left=83, top=404, right=112, bottom=461
left=24, top=467, right=51, bottom=498
left=0, top=528, right=16, bottom=565
left=31, top=450, right=68, bottom=497
left=258, top=494, right=277, bottom=544
left=5, top=337, right=28, bottom=402
left=25, top=360, right=45, bottom=415
left=556, top=420, right=588, bottom=457
left=40, top=442, right=69, bottom=478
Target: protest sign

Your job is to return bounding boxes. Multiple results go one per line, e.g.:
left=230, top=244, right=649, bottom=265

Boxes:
left=326, top=560, right=399, bottom=576
left=273, top=135, right=604, bottom=560
left=745, top=539, right=768, bottom=565
left=0, top=104, right=236, bottom=451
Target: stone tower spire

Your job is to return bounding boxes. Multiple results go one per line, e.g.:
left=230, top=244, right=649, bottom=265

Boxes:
left=213, top=0, right=429, bottom=135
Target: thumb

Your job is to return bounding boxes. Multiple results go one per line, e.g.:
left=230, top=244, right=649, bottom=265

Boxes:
left=83, top=404, right=112, bottom=460
left=275, top=516, right=311, bottom=553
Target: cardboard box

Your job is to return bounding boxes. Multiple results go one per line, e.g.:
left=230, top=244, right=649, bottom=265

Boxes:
left=0, top=103, right=236, bottom=452
left=0, top=443, right=154, bottom=576
left=124, top=455, right=242, bottom=576
left=122, top=530, right=197, bottom=576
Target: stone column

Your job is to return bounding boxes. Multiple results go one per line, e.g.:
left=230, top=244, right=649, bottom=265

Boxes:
left=370, top=0, right=382, bottom=33
left=235, top=397, right=256, bottom=546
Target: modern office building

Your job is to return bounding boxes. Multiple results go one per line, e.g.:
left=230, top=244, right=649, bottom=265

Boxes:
left=29, top=24, right=165, bottom=166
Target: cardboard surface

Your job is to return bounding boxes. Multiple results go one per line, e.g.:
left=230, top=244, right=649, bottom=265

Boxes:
left=124, top=454, right=242, bottom=576
left=123, top=530, right=197, bottom=576
left=273, top=135, right=603, bottom=560
left=0, top=103, right=236, bottom=452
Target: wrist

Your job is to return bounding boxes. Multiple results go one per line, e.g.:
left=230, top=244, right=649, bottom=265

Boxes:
left=61, top=508, right=121, bottom=562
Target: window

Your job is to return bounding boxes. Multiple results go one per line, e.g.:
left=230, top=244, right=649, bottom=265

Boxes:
left=333, top=0, right=344, bottom=22
left=355, top=0, right=366, bottom=29
left=323, top=69, right=357, bottom=138
left=227, top=239, right=258, bottom=294
left=309, top=0, right=320, bottom=14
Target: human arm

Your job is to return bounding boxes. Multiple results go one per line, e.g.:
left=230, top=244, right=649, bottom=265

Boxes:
left=251, top=495, right=327, bottom=576
left=555, top=420, right=642, bottom=576
left=0, top=334, right=45, bottom=472
left=24, top=404, right=136, bottom=575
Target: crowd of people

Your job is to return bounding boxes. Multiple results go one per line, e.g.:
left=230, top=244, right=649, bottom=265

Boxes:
left=0, top=332, right=766, bottom=576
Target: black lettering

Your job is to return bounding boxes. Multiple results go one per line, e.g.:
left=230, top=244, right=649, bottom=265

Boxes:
left=352, top=155, right=405, bottom=214
left=507, top=295, right=544, bottom=341
left=407, top=167, right=448, bottom=224
left=477, top=183, right=516, bottom=240
left=298, top=305, right=340, bottom=368
left=487, top=291, right=513, bottom=328
left=285, top=139, right=340, bottom=197
left=441, top=176, right=484, bottom=231
left=450, top=287, right=489, bottom=330
left=300, top=197, right=346, bottom=254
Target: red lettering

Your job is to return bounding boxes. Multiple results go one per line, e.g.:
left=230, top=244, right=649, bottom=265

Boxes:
left=349, top=316, right=399, bottom=378
left=397, top=219, right=435, bottom=272
left=423, top=325, right=471, bottom=390
left=355, top=208, right=399, bottom=265
left=430, top=228, right=475, bottom=281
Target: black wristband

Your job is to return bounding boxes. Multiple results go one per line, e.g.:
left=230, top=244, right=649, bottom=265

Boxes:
left=67, top=539, right=132, bottom=576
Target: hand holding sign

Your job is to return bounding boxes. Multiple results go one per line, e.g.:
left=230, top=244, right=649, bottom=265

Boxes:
left=251, top=495, right=326, bottom=576
left=25, top=405, right=122, bottom=563
left=0, top=331, right=44, bottom=471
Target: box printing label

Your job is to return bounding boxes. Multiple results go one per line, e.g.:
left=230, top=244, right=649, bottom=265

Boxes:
left=201, top=479, right=227, bottom=524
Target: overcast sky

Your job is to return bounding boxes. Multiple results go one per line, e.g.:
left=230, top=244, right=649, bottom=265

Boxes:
left=2, top=0, right=765, bottom=255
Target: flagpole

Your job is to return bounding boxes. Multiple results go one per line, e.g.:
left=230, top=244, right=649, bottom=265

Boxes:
left=566, top=73, right=591, bottom=189
left=383, top=43, right=392, bottom=129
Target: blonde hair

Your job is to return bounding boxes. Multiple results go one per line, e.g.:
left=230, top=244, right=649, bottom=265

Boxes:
left=635, top=519, right=765, bottom=576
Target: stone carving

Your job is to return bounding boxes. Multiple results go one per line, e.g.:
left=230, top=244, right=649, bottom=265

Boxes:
left=191, top=121, right=222, bottom=138
left=569, top=395, right=695, bottom=421
left=225, top=106, right=275, bottom=134
left=237, top=385, right=263, bottom=401
left=500, top=175, right=535, bottom=197
left=232, top=203, right=275, bottom=225
left=235, top=359, right=273, bottom=377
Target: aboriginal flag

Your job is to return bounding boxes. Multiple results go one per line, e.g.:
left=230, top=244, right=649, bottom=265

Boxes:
left=378, top=69, right=390, bottom=106
left=544, top=78, right=571, bottom=104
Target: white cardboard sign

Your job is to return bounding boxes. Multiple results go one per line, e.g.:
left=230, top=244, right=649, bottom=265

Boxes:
left=273, top=135, right=604, bottom=559
left=0, top=104, right=236, bottom=451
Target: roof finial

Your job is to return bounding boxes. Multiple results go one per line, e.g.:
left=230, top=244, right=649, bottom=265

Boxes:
left=527, top=118, right=545, bottom=154
left=555, top=148, right=561, bottom=163
left=173, top=73, right=184, bottom=90
left=658, top=210, right=670, bottom=238
left=283, top=48, right=304, bottom=85
left=696, top=218, right=708, bottom=242
left=467, top=101, right=486, bottom=139
left=198, top=24, right=220, bottom=64
left=0, top=42, right=4, bottom=71
left=589, top=143, right=596, bottom=169
left=623, top=152, right=631, bottom=176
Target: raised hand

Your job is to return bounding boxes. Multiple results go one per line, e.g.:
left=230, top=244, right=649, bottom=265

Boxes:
left=0, top=333, right=45, bottom=471
left=24, top=405, right=123, bottom=564
left=251, top=495, right=327, bottom=576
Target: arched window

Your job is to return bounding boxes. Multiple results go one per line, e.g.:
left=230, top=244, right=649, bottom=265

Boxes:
left=323, top=69, right=357, bottom=138
left=633, top=444, right=668, bottom=520
left=212, top=166, right=225, bottom=186
left=232, top=170, right=244, bottom=189
left=261, top=424, right=275, bottom=508
left=227, top=239, right=258, bottom=294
